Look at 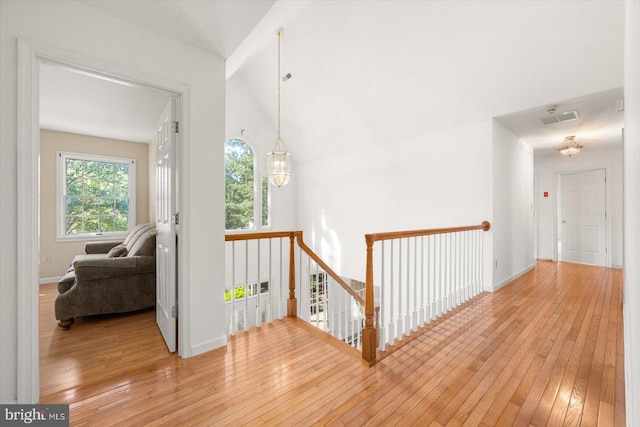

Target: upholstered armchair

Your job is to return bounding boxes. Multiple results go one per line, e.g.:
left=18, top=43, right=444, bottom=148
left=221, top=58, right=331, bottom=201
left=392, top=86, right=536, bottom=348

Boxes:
left=55, top=223, right=157, bottom=329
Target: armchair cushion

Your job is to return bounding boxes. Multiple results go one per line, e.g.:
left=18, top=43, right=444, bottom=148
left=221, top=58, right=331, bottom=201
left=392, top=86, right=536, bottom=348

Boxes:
left=122, top=222, right=154, bottom=246
left=106, top=244, right=128, bottom=258
left=125, top=224, right=155, bottom=252
left=128, top=228, right=156, bottom=257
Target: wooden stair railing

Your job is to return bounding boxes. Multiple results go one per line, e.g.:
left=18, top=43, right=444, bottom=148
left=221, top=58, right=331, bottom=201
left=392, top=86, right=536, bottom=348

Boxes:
left=225, top=222, right=490, bottom=367
left=225, top=231, right=364, bottom=320
left=362, top=221, right=491, bottom=366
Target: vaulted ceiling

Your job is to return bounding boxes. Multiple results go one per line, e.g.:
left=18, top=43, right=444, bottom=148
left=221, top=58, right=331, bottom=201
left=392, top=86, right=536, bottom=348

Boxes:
left=79, top=0, right=276, bottom=58
left=229, top=1, right=624, bottom=162
left=40, top=0, right=277, bottom=143
left=40, top=0, right=624, bottom=156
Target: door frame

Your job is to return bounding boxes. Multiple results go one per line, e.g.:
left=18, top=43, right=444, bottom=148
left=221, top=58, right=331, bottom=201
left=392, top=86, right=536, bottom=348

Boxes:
left=16, top=39, right=188, bottom=402
left=554, top=166, right=612, bottom=267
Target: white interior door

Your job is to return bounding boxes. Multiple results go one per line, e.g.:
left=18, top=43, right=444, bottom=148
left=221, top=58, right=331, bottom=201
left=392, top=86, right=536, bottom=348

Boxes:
left=156, top=99, right=177, bottom=352
left=559, top=169, right=607, bottom=266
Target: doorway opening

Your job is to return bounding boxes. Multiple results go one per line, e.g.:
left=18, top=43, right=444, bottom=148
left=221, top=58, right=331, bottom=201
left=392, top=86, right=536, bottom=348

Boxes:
left=17, top=39, right=186, bottom=403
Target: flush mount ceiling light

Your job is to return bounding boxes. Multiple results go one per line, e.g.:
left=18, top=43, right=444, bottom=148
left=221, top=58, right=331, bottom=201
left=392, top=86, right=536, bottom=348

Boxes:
left=266, top=28, right=292, bottom=188
left=558, top=135, right=583, bottom=157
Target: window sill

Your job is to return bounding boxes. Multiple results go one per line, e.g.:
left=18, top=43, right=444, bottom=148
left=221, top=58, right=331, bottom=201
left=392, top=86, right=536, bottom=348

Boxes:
left=225, top=226, right=272, bottom=235
left=56, top=232, right=128, bottom=243
left=225, top=229, right=256, bottom=234
left=224, top=292, right=270, bottom=304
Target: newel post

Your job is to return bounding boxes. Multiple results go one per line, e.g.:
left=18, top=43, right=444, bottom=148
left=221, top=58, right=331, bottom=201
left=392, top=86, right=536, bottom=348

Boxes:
left=287, top=233, right=297, bottom=317
left=362, top=235, right=377, bottom=365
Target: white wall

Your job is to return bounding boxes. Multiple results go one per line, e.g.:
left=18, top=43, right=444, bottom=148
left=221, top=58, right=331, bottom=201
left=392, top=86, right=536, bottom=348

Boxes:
left=492, top=120, right=535, bottom=289
left=296, top=120, right=494, bottom=286
left=1, top=0, right=225, bottom=403
left=624, top=1, right=640, bottom=423
left=534, top=146, right=623, bottom=267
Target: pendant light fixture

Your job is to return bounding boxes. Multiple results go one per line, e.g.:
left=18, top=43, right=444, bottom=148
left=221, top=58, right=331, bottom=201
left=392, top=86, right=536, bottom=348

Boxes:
left=557, top=135, right=583, bottom=157
left=267, top=28, right=292, bottom=188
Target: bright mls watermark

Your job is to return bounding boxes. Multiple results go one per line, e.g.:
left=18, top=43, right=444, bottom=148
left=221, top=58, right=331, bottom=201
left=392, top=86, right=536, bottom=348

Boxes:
left=1, top=405, right=68, bottom=426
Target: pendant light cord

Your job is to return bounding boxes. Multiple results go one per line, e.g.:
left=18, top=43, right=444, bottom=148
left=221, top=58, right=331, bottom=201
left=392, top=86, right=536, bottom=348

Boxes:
left=277, top=29, right=281, bottom=140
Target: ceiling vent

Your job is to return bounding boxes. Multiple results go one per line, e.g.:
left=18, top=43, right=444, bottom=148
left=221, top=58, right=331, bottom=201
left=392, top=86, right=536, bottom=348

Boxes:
left=539, top=110, right=580, bottom=125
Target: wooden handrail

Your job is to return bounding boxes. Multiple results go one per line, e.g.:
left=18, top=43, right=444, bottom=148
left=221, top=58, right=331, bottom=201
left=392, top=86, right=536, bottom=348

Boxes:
left=361, top=220, right=491, bottom=365
left=365, top=221, right=491, bottom=243
left=225, top=231, right=298, bottom=241
left=295, top=232, right=365, bottom=306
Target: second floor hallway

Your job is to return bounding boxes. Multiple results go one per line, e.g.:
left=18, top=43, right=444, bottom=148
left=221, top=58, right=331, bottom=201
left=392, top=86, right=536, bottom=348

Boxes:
left=38, top=260, right=625, bottom=425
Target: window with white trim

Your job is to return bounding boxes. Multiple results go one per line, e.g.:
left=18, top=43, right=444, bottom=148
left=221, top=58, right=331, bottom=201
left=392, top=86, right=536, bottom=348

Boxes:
left=225, top=138, right=270, bottom=231
left=57, top=152, right=136, bottom=241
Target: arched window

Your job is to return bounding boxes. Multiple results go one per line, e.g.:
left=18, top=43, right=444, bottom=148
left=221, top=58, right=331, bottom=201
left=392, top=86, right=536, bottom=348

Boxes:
left=225, top=138, right=270, bottom=230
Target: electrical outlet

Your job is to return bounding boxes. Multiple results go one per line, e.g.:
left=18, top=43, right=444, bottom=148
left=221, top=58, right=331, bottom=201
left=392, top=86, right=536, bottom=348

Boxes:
left=43, top=255, right=51, bottom=263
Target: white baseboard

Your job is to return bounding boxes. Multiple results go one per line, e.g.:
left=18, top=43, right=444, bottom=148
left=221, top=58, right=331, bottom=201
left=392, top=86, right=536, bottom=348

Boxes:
left=189, top=334, right=228, bottom=357
left=39, top=276, right=62, bottom=285
left=538, top=258, right=623, bottom=269
left=493, top=263, right=536, bottom=292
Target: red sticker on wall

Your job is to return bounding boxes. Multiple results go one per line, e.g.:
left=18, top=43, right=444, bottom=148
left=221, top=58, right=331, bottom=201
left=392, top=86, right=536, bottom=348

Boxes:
left=544, top=192, right=549, bottom=197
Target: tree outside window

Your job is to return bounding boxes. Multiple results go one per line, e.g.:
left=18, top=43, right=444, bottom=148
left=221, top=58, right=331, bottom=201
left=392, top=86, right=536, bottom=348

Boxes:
left=262, top=176, right=270, bottom=227
left=225, top=138, right=270, bottom=231
left=57, top=152, right=135, bottom=240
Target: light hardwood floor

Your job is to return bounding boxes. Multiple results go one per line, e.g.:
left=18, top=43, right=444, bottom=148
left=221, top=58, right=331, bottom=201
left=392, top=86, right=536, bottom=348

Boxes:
left=39, top=261, right=625, bottom=426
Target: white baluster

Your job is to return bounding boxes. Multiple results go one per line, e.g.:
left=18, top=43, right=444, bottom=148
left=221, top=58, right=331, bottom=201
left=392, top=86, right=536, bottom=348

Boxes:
left=267, top=239, right=272, bottom=323
left=397, top=239, right=403, bottom=341
left=232, top=241, right=236, bottom=331
left=380, top=241, right=387, bottom=351
left=244, top=240, right=249, bottom=331
left=412, top=237, right=420, bottom=332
